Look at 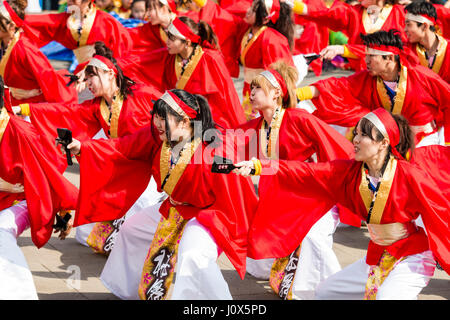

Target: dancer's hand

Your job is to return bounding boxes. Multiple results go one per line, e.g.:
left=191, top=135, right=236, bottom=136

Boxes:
left=320, top=45, right=345, bottom=61
left=232, top=160, right=255, bottom=177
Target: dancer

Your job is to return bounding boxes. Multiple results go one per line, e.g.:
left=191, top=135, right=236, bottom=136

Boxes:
left=235, top=108, right=449, bottom=299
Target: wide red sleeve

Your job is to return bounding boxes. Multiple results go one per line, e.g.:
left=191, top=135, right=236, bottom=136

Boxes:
left=28, top=100, right=103, bottom=143
left=75, top=126, right=160, bottom=226
left=261, top=30, right=294, bottom=68
left=310, top=71, right=372, bottom=127
left=248, top=159, right=357, bottom=259
left=0, top=116, right=78, bottom=248
left=435, top=4, right=450, bottom=39
left=24, top=12, right=69, bottom=48
left=405, top=161, right=450, bottom=274
left=18, top=36, right=77, bottom=104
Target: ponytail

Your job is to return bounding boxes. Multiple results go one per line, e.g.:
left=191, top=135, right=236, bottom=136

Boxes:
left=392, top=114, right=415, bottom=160
left=178, top=16, right=219, bottom=50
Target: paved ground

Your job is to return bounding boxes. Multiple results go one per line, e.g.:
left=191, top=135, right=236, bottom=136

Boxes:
left=18, top=64, right=450, bottom=300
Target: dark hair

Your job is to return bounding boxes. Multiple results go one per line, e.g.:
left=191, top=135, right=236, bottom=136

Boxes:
left=361, top=29, right=403, bottom=64
left=355, top=113, right=415, bottom=159
left=405, top=1, right=437, bottom=32
left=0, top=0, right=27, bottom=32
left=151, top=89, right=217, bottom=146
left=84, top=41, right=135, bottom=99
left=132, top=0, right=147, bottom=8
left=175, top=16, right=220, bottom=50
left=252, top=0, right=294, bottom=50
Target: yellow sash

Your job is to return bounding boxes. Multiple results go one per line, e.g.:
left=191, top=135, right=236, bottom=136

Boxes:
left=364, top=250, right=403, bottom=300
left=260, top=106, right=286, bottom=159
left=362, top=5, right=393, bottom=34
left=240, top=26, right=268, bottom=66
left=416, top=34, right=448, bottom=75
left=0, top=31, right=20, bottom=77
left=0, top=108, right=11, bottom=144
left=174, top=46, right=204, bottom=90
left=376, top=65, right=407, bottom=115
left=137, top=138, right=201, bottom=300
left=68, top=6, right=97, bottom=46
left=99, top=94, right=124, bottom=139
left=359, top=156, right=397, bottom=224
left=159, top=138, right=202, bottom=195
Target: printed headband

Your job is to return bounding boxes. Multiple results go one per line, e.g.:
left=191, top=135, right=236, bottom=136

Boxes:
left=405, top=13, right=435, bottom=25
left=264, top=0, right=281, bottom=24
left=363, top=108, right=404, bottom=160
left=88, top=55, right=118, bottom=75
left=260, top=70, right=288, bottom=102
left=159, top=0, right=177, bottom=13
left=160, top=90, right=197, bottom=119
left=168, top=17, right=200, bottom=43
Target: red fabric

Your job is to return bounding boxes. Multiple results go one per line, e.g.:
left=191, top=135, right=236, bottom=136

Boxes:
left=75, top=126, right=259, bottom=279
left=0, top=114, right=78, bottom=248
left=220, top=0, right=252, bottom=18
left=305, top=2, right=407, bottom=71
left=119, top=48, right=246, bottom=129
left=310, top=65, right=450, bottom=131
left=249, top=158, right=450, bottom=274
left=435, top=4, right=450, bottom=39
left=25, top=9, right=132, bottom=58
left=3, top=33, right=77, bottom=105
left=127, top=23, right=167, bottom=55
left=26, top=84, right=159, bottom=159
left=234, top=108, right=361, bottom=227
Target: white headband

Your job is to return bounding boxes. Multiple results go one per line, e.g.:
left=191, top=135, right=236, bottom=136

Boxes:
left=264, top=0, right=273, bottom=14
left=88, top=58, right=111, bottom=72
left=160, top=91, right=189, bottom=118
left=362, top=112, right=389, bottom=140
left=260, top=70, right=280, bottom=89
left=167, top=22, right=185, bottom=40
left=0, top=4, right=11, bottom=22
left=365, top=47, right=394, bottom=56
left=406, top=13, right=434, bottom=25
left=159, top=0, right=168, bottom=5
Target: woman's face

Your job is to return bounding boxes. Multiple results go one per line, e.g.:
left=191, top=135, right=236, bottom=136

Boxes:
left=85, top=69, right=115, bottom=97
left=131, top=1, right=147, bottom=20
left=148, top=2, right=170, bottom=25
left=361, top=0, right=378, bottom=8
left=244, top=1, right=257, bottom=25
left=166, top=33, right=187, bottom=55
left=153, top=112, right=191, bottom=142
left=352, top=122, right=387, bottom=162
left=250, top=84, right=279, bottom=111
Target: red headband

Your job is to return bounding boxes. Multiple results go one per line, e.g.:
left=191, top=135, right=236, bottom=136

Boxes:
left=89, top=55, right=118, bottom=75
left=269, top=0, right=280, bottom=24
left=170, top=17, right=200, bottom=44
left=261, top=69, right=288, bottom=102
left=364, top=108, right=404, bottom=160
left=367, top=44, right=401, bottom=56
left=162, top=90, right=198, bottom=119
left=3, top=1, right=23, bottom=27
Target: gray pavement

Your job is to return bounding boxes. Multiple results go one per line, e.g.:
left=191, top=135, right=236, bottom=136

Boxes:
left=18, top=65, right=449, bottom=300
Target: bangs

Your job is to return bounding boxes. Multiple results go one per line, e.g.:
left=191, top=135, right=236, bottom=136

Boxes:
left=84, top=65, right=99, bottom=78
left=151, top=98, right=181, bottom=120
left=250, top=74, right=276, bottom=95
left=356, top=117, right=383, bottom=141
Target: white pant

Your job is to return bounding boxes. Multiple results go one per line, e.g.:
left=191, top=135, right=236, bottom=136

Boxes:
left=100, top=202, right=162, bottom=300
left=0, top=201, right=38, bottom=300
left=75, top=177, right=162, bottom=246
left=246, top=208, right=341, bottom=300
left=171, top=218, right=232, bottom=300
left=315, top=250, right=436, bottom=300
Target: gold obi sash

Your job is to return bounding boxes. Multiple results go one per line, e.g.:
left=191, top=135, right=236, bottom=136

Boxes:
left=367, top=221, right=418, bottom=246
left=243, top=67, right=265, bottom=84
left=9, top=87, right=42, bottom=100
